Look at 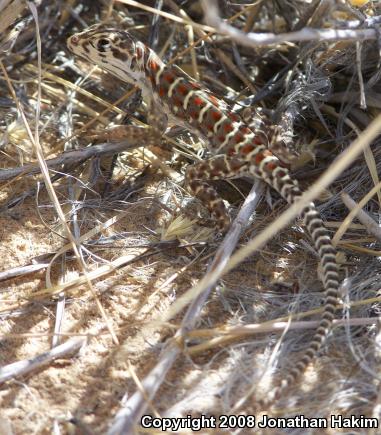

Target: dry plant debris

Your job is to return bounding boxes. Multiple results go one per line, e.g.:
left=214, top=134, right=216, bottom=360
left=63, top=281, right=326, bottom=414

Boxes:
left=0, top=0, right=381, bottom=434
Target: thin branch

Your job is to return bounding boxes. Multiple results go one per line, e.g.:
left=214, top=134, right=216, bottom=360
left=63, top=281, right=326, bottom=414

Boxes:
left=340, top=192, right=381, bottom=243
left=107, top=180, right=265, bottom=435
left=201, top=0, right=378, bottom=47
left=0, top=338, right=86, bottom=384
left=0, top=131, right=155, bottom=182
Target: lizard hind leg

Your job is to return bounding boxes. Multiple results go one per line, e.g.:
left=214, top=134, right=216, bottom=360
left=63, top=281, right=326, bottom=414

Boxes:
left=185, top=155, right=248, bottom=231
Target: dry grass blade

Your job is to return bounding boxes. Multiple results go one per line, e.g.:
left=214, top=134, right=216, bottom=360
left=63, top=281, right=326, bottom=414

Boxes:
left=3, top=6, right=119, bottom=344
left=186, top=317, right=378, bottom=356
left=116, top=0, right=214, bottom=32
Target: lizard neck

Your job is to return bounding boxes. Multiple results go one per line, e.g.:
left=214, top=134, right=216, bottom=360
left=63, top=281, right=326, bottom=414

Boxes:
left=108, top=41, right=165, bottom=104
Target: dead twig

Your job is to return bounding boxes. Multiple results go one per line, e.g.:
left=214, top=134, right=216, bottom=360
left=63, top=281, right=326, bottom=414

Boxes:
left=201, top=0, right=379, bottom=47
left=107, top=180, right=265, bottom=435
left=0, top=132, right=155, bottom=182
left=340, top=191, right=381, bottom=243
left=0, top=337, right=87, bottom=384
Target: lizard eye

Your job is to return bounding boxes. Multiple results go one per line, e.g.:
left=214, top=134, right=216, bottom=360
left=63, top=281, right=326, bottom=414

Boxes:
left=98, top=38, right=111, bottom=49
left=70, top=35, right=79, bottom=46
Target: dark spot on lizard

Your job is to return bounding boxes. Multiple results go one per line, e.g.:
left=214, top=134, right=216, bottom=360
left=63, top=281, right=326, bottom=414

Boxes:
left=111, top=48, right=128, bottom=61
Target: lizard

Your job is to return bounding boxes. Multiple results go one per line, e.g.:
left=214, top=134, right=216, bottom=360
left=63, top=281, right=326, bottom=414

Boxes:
left=67, top=24, right=340, bottom=407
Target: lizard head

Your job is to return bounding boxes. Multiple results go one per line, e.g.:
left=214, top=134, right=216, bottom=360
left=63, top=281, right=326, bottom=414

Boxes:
left=67, top=24, right=150, bottom=85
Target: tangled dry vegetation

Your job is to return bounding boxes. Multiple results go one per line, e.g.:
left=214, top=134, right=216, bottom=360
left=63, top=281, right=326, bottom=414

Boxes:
left=1, top=0, right=381, bottom=433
